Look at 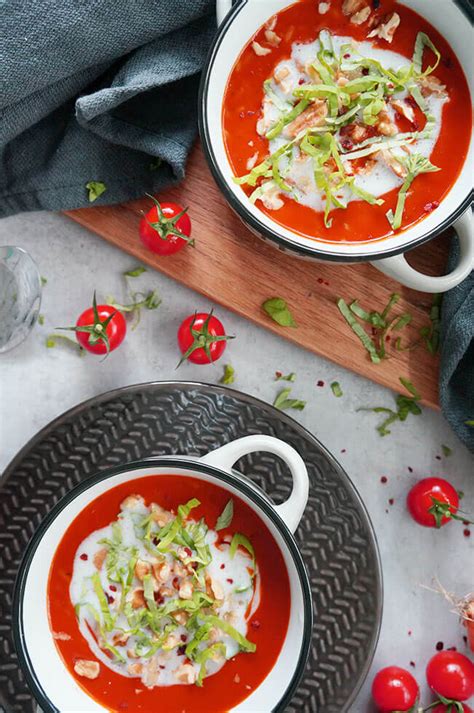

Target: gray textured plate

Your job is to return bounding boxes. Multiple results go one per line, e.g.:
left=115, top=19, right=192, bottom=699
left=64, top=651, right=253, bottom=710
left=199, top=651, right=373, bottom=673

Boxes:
left=0, top=382, right=382, bottom=713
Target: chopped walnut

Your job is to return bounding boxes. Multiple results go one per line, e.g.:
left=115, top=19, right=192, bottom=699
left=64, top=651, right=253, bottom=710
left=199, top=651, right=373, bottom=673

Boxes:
left=178, top=580, right=194, bottom=600
left=379, top=150, right=407, bottom=178
left=342, top=0, right=369, bottom=16
left=175, top=663, right=197, bottom=685
left=346, top=122, right=371, bottom=144
left=173, top=562, right=187, bottom=578
left=127, top=649, right=140, bottom=659
left=318, top=2, right=330, bottom=14
left=367, top=12, right=401, bottom=43
left=172, top=610, right=189, bottom=626
left=391, top=99, right=416, bottom=123
left=357, top=158, right=377, bottom=176
left=92, top=547, right=108, bottom=571
left=128, top=662, right=143, bottom=676
left=264, top=29, right=281, bottom=46
left=163, top=632, right=180, bottom=650
left=246, top=152, right=259, bottom=171
left=142, top=656, right=161, bottom=688
left=74, top=659, right=100, bottom=680
left=151, top=504, right=172, bottom=527
left=376, top=111, right=397, bottom=136
left=234, top=673, right=241, bottom=683
left=351, top=6, right=371, bottom=24
left=252, top=41, right=271, bottom=57
left=419, top=75, right=447, bottom=98
left=153, top=562, right=171, bottom=583
left=135, top=559, right=152, bottom=581
left=210, top=578, right=224, bottom=601
left=121, top=494, right=145, bottom=511
left=285, top=100, right=328, bottom=138
left=129, top=587, right=146, bottom=609
left=52, top=631, right=71, bottom=641
left=159, top=586, right=174, bottom=598
left=112, top=632, right=130, bottom=647
left=265, top=15, right=277, bottom=31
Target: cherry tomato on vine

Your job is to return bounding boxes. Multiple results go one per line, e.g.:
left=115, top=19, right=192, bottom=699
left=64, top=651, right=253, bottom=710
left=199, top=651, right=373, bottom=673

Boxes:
left=426, top=651, right=474, bottom=702
left=432, top=704, right=473, bottom=713
left=177, top=311, right=233, bottom=366
left=407, top=478, right=468, bottom=528
left=371, top=666, right=419, bottom=712
left=139, top=194, right=192, bottom=256
left=58, top=293, right=126, bottom=356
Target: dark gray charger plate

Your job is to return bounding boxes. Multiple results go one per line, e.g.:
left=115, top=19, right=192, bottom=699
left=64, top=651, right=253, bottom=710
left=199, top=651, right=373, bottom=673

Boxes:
left=0, top=382, right=382, bottom=713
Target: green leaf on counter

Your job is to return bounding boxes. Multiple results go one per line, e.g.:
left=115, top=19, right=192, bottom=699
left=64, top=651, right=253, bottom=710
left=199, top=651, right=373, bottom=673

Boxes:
left=275, top=371, right=296, bottom=382
left=420, top=293, right=442, bottom=355
left=86, top=181, right=107, bottom=202
left=124, top=266, right=147, bottom=278
left=38, top=314, right=45, bottom=326
left=330, top=381, right=343, bottom=397
left=441, top=444, right=452, bottom=457
left=262, top=297, right=297, bottom=327
left=273, top=387, right=306, bottom=411
left=358, top=377, right=422, bottom=436
left=220, top=364, right=235, bottom=385
left=40, top=276, right=47, bottom=287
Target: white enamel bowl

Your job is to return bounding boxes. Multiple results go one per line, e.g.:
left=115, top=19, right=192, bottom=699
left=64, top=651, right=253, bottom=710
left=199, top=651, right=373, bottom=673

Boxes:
left=199, top=0, right=474, bottom=292
left=13, top=435, right=312, bottom=712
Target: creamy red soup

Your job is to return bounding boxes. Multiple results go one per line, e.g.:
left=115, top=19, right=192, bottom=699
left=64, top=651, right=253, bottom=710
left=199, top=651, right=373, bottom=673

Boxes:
left=48, top=475, right=291, bottom=712
left=222, top=0, right=472, bottom=243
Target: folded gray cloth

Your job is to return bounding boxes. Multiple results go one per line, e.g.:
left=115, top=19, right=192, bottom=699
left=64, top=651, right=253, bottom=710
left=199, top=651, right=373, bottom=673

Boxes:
left=440, top=230, right=474, bottom=452
left=0, top=0, right=215, bottom=215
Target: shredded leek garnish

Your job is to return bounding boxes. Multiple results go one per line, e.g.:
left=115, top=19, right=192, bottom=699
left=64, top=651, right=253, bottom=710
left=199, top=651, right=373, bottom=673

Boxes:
left=386, top=154, right=440, bottom=230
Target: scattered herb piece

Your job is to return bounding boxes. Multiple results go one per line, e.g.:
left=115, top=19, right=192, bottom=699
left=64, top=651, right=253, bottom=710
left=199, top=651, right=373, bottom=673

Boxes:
left=420, top=293, right=442, bottom=355
left=273, top=387, right=306, bottom=411
left=106, top=290, right=160, bottom=330
left=220, top=364, right=235, bottom=385
left=38, top=314, right=45, bottom=326
left=336, top=297, right=381, bottom=363
left=124, top=266, right=147, bottom=278
left=330, top=381, right=343, bottom=397
left=86, top=181, right=107, bottom=202
left=358, top=377, right=422, bottom=436
left=40, top=276, right=47, bottom=287
left=441, top=444, right=452, bottom=457
left=275, top=371, right=296, bottom=382
left=46, top=334, right=85, bottom=355
left=215, top=500, right=234, bottom=531
left=262, top=297, right=296, bottom=327
left=465, top=421, right=474, bottom=427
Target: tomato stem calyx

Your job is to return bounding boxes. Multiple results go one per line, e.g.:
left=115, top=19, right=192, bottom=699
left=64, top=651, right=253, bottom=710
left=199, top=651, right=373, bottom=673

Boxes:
left=177, top=310, right=234, bottom=368
left=56, top=291, right=115, bottom=357
left=144, top=194, right=194, bottom=246
left=428, top=497, right=473, bottom=529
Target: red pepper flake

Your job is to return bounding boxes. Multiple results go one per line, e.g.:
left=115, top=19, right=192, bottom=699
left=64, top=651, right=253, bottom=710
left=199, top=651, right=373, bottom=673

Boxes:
left=408, top=466, right=413, bottom=473
left=372, top=0, right=381, bottom=8
left=251, top=620, right=261, bottom=630
left=341, top=138, right=353, bottom=151
left=109, top=585, right=117, bottom=592
left=385, top=334, right=391, bottom=342
left=172, top=576, right=179, bottom=589
left=226, top=578, right=234, bottom=584
left=159, top=665, right=165, bottom=670
left=154, top=592, right=164, bottom=605
left=344, top=53, right=350, bottom=59
left=380, top=476, right=388, bottom=484
left=80, top=553, right=88, bottom=561
left=275, top=371, right=282, bottom=379
left=443, top=56, right=453, bottom=69
left=436, top=641, right=444, bottom=651
left=395, top=111, right=403, bottom=123
left=105, top=593, right=115, bottom=605
left=406, top=96, right=417, bottom=109
left=464, top=529, right=471, bottom=538
left=184, top=547, right=192, bottom=557
left=177, top=645, right=186, bottom=656
left=447, top=646, right=457, bottom=651
left=180, top=634, right=187, bottom=642
left=317, top=380, right=325, bottom=387
left=388, top=498, right=394, bottom=506
left=324, top=281, right=330, bottom=286
left=362, top=67, right=369, bottom=76
left=317, top=277, right=324, bottom=284
left=152, top=536, right=159, bottom=546
left=423, top=200, right=440, bottom=213
left=463, top=635, right=468, bottom=645
left=341, top=448, right=346, bottom=453
left=409, top=661, right=416, bottom=668
left=220, top=563, right=226, bottom=570
left=246, top=110, right=255, bottom=117
left=298, top=77, right=305, bottom=85
left=408, top=630, right=412, bottom=636
left=463, top=520, right=470, bottom=526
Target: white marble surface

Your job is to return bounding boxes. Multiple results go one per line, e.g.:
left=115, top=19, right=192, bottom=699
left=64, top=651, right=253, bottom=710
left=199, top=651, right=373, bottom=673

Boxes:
left=0, top=211, right=473, bottom=711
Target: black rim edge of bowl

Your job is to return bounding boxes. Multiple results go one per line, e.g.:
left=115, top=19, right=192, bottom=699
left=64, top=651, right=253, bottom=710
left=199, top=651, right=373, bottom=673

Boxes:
left=5, top=380, right=383, bottom=712
left=198, top=0, right=474, bottom=264
left=12, top=455, right=313, bottom=713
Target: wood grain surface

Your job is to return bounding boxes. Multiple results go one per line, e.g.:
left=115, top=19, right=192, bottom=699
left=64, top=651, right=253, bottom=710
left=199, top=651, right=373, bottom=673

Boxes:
left=65, top=143, right=451, bottom=409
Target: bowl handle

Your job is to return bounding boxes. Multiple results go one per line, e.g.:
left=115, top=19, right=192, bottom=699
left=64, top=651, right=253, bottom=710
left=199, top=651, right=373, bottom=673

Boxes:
left=370, top=208, right=473, bottom=293
left=216, top=0, right=233, bottom=25
left=201, top=435, right=309, bottom=533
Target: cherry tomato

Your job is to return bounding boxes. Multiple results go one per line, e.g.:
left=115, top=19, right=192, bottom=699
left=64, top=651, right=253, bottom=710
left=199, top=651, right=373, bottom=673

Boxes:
left=177, top=312, right=233, bottom=366
left=407, top=478, right=460, bottom=528
left=432, top=704, right=473, bottom=713
left=426, top=651, right=474, bottom=701
left=59, top=293, right=126, bottom=355
left=372, top=666, right=419, bottom=712
left=139, top=195, right=192, bottom=256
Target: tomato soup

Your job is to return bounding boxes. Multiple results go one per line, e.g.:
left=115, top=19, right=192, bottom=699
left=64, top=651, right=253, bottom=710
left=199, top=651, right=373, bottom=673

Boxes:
left=48, top=475, right=291, bottom=712
left=222, top=0, right=472, bottom=243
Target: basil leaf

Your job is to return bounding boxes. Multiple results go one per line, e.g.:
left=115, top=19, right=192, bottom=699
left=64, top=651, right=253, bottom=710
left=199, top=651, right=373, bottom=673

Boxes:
left=229, top=533, right=255, bottom=567
left=330, top=382, right=343, bottom=397
left=275, top=371, right=296, bottom=382
left=273, top=387, right=306, bottom=411
left=215, top=500, right=234, bottom=531
left=337, top=298, right=381, bottom=364
left=124, top=267, right=146, bottom=278
left=219, top=364, right=235, bottom=385
left=262, top=297, right=297, bottom=327
left=441, top=444, right=452, bottom=457
left=86, top=181, right=107, bottom=202
left=178, top=498, right=200, bottom=520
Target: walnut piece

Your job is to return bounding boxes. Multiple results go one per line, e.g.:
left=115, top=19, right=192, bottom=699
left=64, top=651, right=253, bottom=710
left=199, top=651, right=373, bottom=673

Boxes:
left=74, top=659, right=100, bottom=680
left=252, top=41, right=271, bottom=57
left=367, top=12, right=401, bottom=43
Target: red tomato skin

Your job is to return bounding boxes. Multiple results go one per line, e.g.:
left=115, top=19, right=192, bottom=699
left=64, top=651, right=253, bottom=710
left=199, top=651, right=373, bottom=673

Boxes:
left=432, top=705, right=473, bottom=713
left=426, top=651, right=474, bottom=701
left=407, top=478, right=459, bottom=527
left=139, top=203, right=191, bottom=256
left=372, top=666, right=419, bottom=712
left=75, top=305, right=126, bottom=355
left=177, top=313, right=227, bottom=365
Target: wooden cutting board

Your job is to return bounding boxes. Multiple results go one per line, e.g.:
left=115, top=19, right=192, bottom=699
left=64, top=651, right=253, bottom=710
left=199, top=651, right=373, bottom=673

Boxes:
left=65, top=143, right=449, bottom=409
